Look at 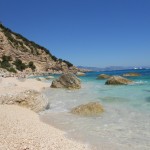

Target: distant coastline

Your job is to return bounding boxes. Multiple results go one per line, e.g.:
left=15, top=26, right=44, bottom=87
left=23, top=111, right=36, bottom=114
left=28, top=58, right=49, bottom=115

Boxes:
left=78, top=66, right=150, bottom=72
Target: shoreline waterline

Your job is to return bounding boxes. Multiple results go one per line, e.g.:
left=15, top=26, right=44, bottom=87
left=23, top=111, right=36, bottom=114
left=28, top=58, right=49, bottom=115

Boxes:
left=0, top=69, right=150, bottom=149
left=40, top=69, right=150, bottom=150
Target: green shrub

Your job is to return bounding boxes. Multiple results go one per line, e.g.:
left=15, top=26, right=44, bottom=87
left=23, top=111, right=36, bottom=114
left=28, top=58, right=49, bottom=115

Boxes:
left=51, top=55, right=57, bottom=61
left=1, top=60, right=11, bottom=68
left=2, top=55, right=12, bottom=61
left=28, top=61, right=36, bottom=71
left=0, top=55, right=17, bottom=73
left=0, top=55, right=11, bottom=69
left=63, top=60, right=73, bottom=67
left=13, top=59, right=27, bottom=71
left=8, top=67, right=17, bottom=73
left=58, top=59, right=63, bottom=62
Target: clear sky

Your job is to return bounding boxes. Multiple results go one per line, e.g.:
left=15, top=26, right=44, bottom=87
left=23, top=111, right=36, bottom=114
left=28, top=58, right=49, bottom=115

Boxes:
left=0, top=0, right=150, bottom=67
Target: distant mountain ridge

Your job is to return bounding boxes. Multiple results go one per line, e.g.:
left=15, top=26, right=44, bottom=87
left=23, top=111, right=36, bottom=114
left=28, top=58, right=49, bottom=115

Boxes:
left=0, top=23, right=78, bottom=73
left=78, top=66, right=150, bottom=72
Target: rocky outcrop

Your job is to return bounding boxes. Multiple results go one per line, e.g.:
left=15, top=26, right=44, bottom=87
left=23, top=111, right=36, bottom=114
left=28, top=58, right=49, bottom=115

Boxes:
left=76, top=72, right=85, bottom=76
left=122, top=72, right=141, bottom=77
left=0, top=24, right=78, bottom=73
left=105, top=76, right=133, bottom=85
left=97, top=74, right=110, bottom=79
left=71, top=102, right=104, bottom=116
left=0, top=90, right=49, bottom=112
left=51, top=73, right=81, bottom=89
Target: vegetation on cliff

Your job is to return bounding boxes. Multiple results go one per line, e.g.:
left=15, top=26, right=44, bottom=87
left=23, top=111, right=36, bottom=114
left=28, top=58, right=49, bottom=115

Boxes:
left=0, top=54, right=37, bottom=73
left=0, top=55, right=16, bottom=73
left=0, top=23, right=53, bottom=57
left=0, top=23, right=73, bottom=73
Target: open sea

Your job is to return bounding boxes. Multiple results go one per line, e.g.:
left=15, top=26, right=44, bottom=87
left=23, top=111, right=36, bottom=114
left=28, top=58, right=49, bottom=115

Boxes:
left=40, top=69, right=150, bottom=150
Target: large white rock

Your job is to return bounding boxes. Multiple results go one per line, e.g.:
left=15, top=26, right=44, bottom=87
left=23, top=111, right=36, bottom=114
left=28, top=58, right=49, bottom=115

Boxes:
left=51, top=73, right=81, bottom=89
left=0, top=90, right=49, bottom=112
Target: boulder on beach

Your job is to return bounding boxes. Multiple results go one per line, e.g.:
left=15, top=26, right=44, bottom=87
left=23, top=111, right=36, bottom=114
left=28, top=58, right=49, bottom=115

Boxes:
left=97, top=74, right=110, bottom=79
left=0, top=90, right=49, bottom=112
left=76, top=72, right=85, bottom=76
left=122, top=72, right=141, bottom=77
left=71, top=102, right=104, bottom=116
left=105, top=76, right=133, bottom=85
left=51, top=73, right=81, bottom=89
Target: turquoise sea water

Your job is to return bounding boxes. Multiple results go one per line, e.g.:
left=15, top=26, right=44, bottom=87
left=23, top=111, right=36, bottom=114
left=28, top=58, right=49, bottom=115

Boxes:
left=41, top=69, right=150, bottom=150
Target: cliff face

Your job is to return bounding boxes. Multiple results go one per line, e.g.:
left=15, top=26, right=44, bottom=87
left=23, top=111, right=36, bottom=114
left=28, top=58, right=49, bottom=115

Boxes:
left=0, top=24, right=78, bottom=74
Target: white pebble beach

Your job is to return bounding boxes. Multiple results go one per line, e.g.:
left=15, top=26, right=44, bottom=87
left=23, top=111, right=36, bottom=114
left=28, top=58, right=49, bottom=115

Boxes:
left=0, top=77, right=90, bottom=150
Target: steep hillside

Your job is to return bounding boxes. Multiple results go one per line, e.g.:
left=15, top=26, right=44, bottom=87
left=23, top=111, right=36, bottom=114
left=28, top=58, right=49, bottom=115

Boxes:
left=0, top=24, right=78, bottom=74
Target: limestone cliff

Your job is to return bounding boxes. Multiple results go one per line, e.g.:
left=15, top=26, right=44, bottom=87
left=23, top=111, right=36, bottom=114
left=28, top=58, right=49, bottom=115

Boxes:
left=0, top=24, right=78, bottom=74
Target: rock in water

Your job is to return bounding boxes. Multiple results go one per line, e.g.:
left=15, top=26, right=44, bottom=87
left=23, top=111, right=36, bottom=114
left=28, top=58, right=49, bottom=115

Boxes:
left=51, top=73, right=81, bottom=89
left=105, top=76, right=133, bottom=85
left=97, top=74, right=110, bottom=79
left=122, top=72, right=141, bottom=77
left=76, top=72, right=85, bottom=76
left=71, top=102, right=104, bottom=116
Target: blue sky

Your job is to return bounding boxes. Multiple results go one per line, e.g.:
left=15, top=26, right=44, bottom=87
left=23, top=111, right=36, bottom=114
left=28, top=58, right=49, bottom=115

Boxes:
left=0, top=0, right=150, bottom=67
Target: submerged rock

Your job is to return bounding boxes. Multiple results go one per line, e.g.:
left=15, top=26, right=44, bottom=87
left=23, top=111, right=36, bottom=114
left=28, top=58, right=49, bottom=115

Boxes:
left=122, top=72, right=141, bottom=77
left=51, top=73, right=81, bottom=89
left=71, top=102, right=104, bottom=116
left=105, top=76, right=133, bottom=85
left=97, top=74, right=110, bottom=79
left=0, top=90, right=49, bottom=112
left=101, top=96, right=129, bottom=103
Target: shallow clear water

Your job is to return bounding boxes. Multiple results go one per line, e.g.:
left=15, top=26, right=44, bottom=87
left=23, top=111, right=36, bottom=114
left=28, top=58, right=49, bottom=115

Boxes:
left=40, top=69, right=150, bottom=150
